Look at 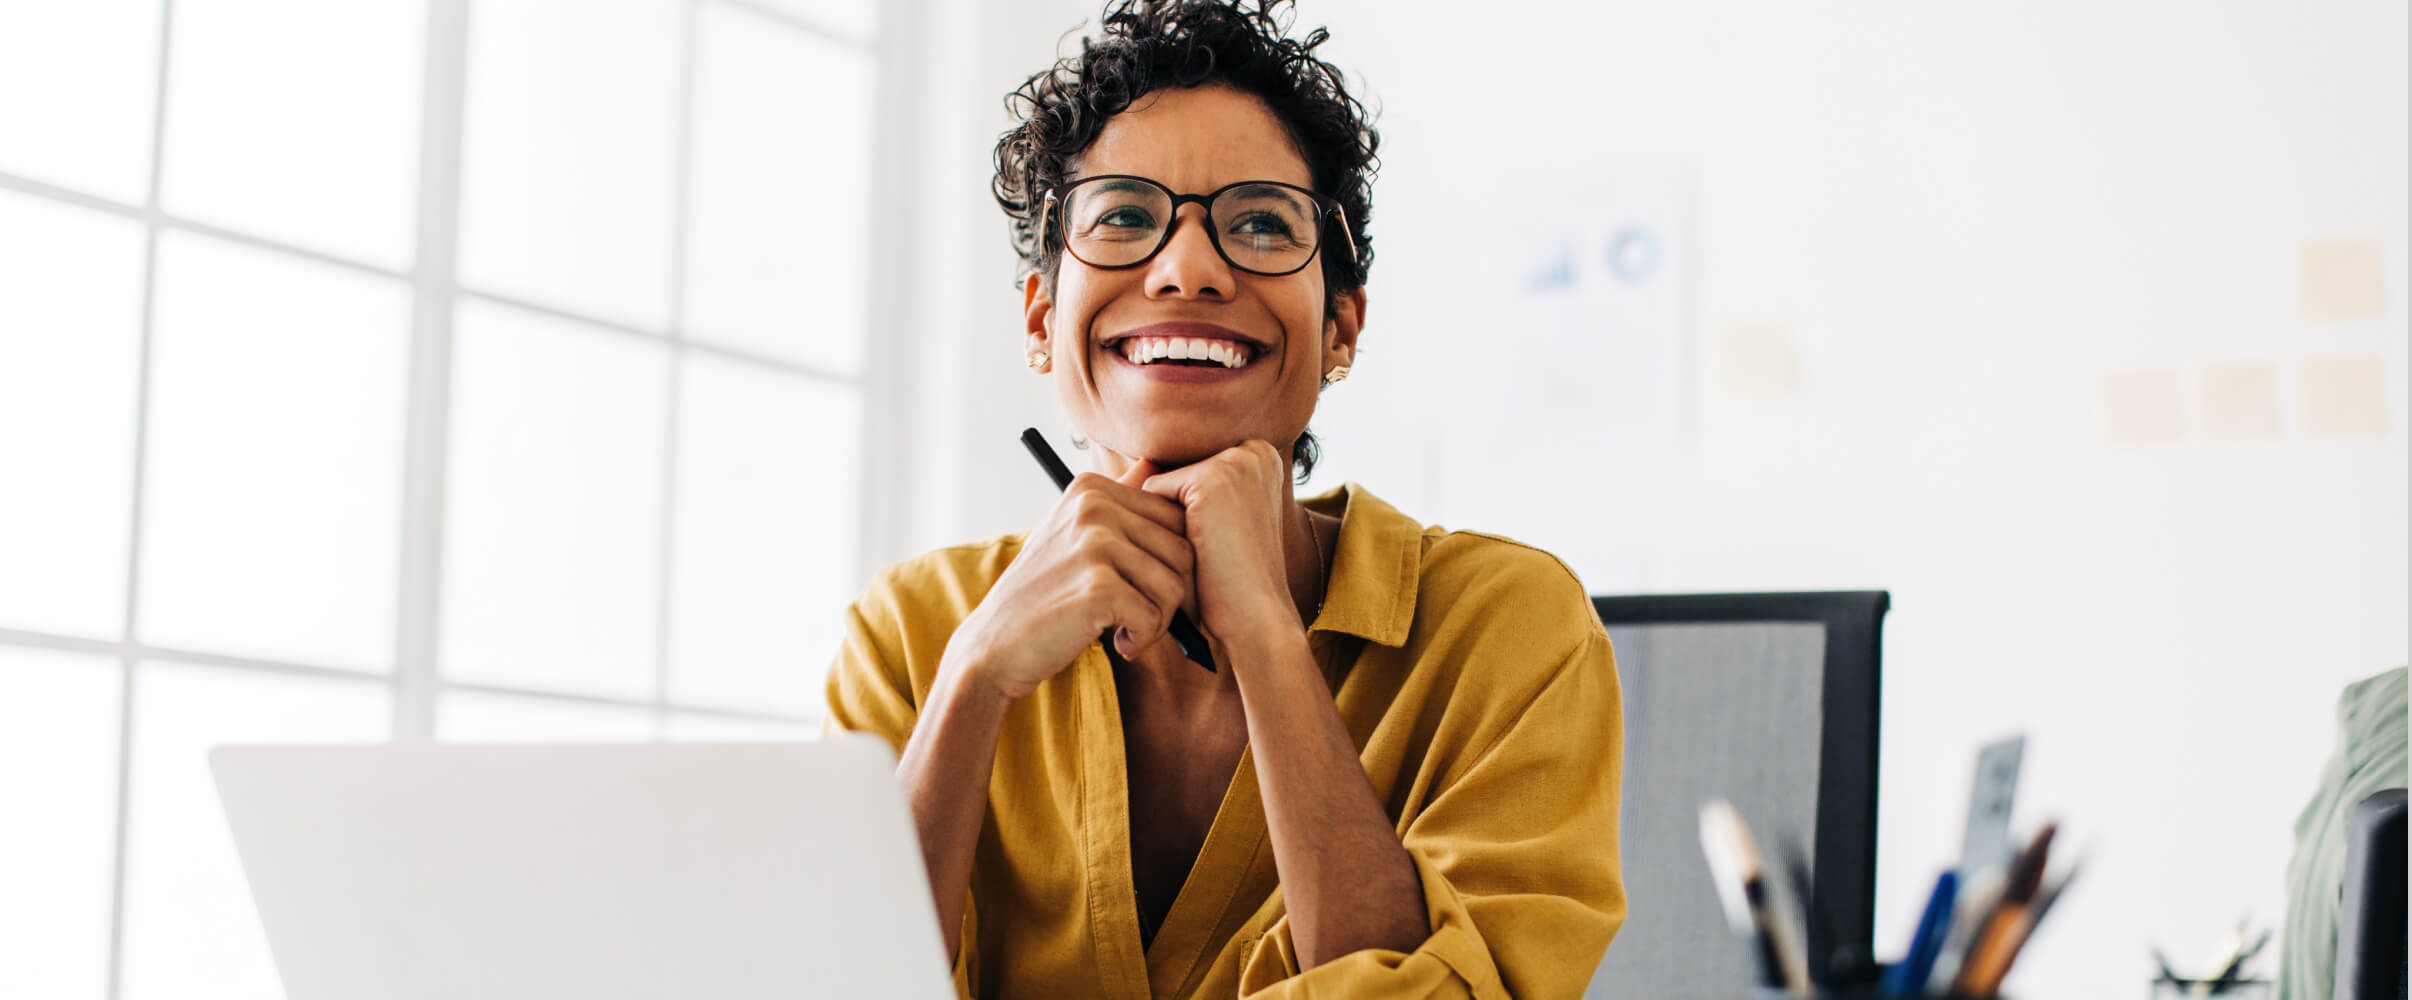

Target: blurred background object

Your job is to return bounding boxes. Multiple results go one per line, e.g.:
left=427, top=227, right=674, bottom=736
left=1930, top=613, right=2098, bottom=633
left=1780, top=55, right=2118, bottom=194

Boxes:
left=2278, top=668, right=2406, bottom=1000
left=0, top=1, right=2401, bottom=998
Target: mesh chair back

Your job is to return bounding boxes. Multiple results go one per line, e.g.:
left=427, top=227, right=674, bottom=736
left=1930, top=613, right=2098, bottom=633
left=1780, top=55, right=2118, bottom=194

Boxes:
left=1581, top=592, right=1887, bottom=1000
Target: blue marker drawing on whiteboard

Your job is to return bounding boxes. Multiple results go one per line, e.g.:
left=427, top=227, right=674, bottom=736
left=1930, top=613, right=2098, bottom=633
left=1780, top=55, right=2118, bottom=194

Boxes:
left=1528, top=240, right=1577, bottom=292
left=1608, top=224, right=1660, bottom=284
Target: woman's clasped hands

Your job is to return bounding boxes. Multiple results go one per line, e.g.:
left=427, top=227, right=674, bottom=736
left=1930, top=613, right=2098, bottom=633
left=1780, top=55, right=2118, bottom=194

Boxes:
left=945, top=440, right=1304, bottom=701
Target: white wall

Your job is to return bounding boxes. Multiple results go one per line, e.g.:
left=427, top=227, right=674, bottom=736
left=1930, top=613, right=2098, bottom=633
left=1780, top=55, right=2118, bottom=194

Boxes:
left=877, top=2, right=2409, bottom=997
left=863, top=0, right=1100, bottom=566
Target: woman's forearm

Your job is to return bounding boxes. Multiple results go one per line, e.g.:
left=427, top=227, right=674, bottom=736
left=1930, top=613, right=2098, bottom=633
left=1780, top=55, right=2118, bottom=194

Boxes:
left=895, top=653, right=1011, bottom=963
left=1226, top=627, right=1430, bottom=969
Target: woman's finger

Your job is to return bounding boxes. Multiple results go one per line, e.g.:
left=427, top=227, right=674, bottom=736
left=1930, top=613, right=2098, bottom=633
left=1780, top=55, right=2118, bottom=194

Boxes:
left=1102, top=500, right=1194, bottom=578
left=1062, top=478, right=1193, bottom=577
left=1073, top=470, right=1188, bottom=537
left=1105, top=572, right=1178, bottom=659
left=1102, top=535, right=1190, bottom=645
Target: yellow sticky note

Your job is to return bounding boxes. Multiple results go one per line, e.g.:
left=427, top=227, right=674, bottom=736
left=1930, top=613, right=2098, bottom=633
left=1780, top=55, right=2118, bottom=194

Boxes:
left=2197, top=362, right=2282, bottom=442
left=2299, top=355, right=2389, bottom=438
left=2103, top=368, right=2186, bottom=447
left=1721, top=322, right=1799, bottom=398
left=2299, top=237, right=2386, bottom=321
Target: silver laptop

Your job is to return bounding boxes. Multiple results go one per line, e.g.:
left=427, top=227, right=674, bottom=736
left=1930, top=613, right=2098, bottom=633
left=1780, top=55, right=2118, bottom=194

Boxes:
left=210, top=735, right=953, bottom=1000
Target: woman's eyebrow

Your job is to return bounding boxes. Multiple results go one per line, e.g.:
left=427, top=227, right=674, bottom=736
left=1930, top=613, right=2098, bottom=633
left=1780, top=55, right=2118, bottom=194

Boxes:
left=1080, top=176, right=1157, bottom=194
left=1223, top=187, right=1310, bottom=205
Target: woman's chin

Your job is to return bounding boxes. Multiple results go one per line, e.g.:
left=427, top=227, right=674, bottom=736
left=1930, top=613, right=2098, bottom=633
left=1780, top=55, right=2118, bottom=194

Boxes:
left=1108, top=426, right=1247, bottom=469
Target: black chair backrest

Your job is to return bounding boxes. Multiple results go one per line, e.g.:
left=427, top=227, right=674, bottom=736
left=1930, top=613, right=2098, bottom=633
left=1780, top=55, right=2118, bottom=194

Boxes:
left=1581, top=591, right=1888, bottom=999
left=2335, top=787, right=2406, bottom=1000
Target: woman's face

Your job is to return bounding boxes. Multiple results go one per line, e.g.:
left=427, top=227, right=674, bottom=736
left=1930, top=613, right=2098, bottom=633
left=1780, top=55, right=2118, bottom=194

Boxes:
left=1024, top=83, right=1365, bottom=474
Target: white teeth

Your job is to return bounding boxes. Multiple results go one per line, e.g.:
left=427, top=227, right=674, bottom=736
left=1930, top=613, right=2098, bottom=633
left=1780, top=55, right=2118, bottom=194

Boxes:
left=1118, top=336, right=1251, bottom=369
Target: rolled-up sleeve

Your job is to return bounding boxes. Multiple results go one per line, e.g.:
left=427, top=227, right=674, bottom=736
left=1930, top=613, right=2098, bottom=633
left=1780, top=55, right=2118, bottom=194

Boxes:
left=821, top=578, right=982, bottom=1000
left=1236, top=627, right=1626, bottom=999
left=823, top=590, right=918, bottom=754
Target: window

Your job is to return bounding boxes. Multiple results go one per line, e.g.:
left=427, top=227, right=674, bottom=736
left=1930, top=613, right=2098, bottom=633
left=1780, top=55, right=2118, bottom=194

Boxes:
left=0, top=0, right=869, bottom=995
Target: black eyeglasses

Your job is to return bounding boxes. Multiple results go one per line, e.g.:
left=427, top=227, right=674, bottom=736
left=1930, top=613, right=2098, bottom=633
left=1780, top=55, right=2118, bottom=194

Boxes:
left=1042, top=174, right=1356, bottom=278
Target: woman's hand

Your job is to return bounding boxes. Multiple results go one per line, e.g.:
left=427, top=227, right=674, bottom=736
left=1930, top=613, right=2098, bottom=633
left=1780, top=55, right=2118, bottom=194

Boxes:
left=945, top=460, right=1196, bottom=701
left=1137, top=442, right=1433, bottom=967
left=903, top=462, right=1189, bottom=965
left=1135, top=439, right=1299, bottom=641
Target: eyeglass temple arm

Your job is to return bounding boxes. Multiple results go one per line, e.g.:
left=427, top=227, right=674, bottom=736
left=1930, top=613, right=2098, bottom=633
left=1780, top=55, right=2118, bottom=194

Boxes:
left=1040, top=190, right=1057, bottom=254
left=1329, top=203, right=1359, bottom=271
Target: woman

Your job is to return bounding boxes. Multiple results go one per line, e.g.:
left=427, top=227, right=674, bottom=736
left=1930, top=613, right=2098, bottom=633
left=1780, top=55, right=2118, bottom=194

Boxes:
left=825, top=3, right=1625, bottom=996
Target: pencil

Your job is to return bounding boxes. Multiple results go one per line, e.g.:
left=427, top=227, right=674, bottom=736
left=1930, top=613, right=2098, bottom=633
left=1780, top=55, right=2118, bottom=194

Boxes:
left=1954, top=822, right=2057, bottom=997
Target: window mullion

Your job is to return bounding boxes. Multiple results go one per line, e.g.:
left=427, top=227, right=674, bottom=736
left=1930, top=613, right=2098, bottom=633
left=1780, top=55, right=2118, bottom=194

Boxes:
left=654, top=0, right=704, bottom=739
left=857, top=0, right=913, bottom=587
left=393, top=0, right=473, bottom=745
left=103, top=0, right=178, bottom=987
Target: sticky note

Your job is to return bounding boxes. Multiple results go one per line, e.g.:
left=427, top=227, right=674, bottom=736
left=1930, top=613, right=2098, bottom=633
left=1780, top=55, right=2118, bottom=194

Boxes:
left=1721, top=322, right=1799, bottom=397
left=2103, top=368, right=2186, bottom=447
left=2299, top=355, right=2389, bottom=438
left=2299, top=237, right=2386, bottom=321
left=2197, top=362, right=2282, bottom=442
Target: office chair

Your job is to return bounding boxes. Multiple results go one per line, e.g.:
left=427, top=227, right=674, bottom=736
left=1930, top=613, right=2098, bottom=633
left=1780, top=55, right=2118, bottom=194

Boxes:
left=1581, top=591, right=1890, bottom=1000
left=2334, top=787, right=2406, bottom=1000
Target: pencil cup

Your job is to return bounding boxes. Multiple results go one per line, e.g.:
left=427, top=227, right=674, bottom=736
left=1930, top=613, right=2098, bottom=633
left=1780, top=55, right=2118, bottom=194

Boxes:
left=1747, top=969, right=2010, bottom=1000
left=2147, top=979, right=2270, bottom=999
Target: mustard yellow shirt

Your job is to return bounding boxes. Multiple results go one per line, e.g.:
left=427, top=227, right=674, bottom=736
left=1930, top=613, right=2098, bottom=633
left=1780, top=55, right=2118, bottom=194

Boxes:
left=825, top=482, right=1626, bottom=999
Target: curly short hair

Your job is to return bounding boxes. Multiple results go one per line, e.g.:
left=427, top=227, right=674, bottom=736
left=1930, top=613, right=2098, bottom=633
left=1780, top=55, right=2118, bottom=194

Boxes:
left=992, top=0, right=1379, bottom=483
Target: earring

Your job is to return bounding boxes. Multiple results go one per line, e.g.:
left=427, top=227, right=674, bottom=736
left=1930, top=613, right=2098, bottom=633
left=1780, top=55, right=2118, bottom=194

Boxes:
left=1321, top=364, right=1350, bottom=386
left=1027, top=350, right=1051, bottom=373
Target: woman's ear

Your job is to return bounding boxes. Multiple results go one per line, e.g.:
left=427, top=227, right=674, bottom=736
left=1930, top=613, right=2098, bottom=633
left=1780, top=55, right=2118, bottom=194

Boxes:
left=1323, top=285, right=1367, bottom=366
left=1023, top=272, right=1053, bottom=356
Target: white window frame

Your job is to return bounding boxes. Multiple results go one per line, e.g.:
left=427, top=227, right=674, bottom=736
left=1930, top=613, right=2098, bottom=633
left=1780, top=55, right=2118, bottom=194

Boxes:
left=0, top=0, right=891, bottom=994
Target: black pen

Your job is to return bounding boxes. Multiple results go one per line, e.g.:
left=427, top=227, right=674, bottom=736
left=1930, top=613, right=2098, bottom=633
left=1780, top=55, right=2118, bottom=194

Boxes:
left=1780, top=839, right=1860, bottom=985
left=1020, top=428, right=1216, bottom=673
left=1700, top=801, right=1811, bottom=996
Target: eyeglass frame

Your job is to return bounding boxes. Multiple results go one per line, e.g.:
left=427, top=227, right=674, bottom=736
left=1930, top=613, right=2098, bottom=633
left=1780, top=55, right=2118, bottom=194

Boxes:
left=1040, top=174, right=1359, bottom=279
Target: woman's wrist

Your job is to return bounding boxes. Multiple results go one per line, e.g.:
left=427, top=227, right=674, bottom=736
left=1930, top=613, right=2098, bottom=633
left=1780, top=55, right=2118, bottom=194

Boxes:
left=1206, top=587, right=1306, bottom=647
left=1220, top=613, right=1315, bottom=684
left=933, top=637, right=1017, bottom=723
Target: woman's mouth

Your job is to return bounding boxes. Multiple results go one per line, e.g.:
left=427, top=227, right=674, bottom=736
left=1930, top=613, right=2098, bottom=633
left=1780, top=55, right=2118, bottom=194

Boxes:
left=1113, top=335, right=1257, bottom=369
left=1101, top=329, right=1266, bottom=384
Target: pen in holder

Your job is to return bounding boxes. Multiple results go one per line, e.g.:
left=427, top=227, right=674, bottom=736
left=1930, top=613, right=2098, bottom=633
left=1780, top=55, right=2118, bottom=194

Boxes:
left=1751, top=985, right=1999, bottom=1000
left=1705, top=776, right=2076, bottom=999
left=1749, top=983, right=2005, bottom=1000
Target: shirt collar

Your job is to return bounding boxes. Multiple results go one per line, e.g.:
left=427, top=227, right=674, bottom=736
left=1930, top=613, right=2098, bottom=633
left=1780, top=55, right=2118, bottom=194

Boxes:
left=1299, top=481, right=1423, bottom=648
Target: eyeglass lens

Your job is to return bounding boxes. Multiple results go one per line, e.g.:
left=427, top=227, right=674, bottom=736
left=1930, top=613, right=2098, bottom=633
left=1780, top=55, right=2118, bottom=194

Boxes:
left=1060, top=179, right=1323, bottom=275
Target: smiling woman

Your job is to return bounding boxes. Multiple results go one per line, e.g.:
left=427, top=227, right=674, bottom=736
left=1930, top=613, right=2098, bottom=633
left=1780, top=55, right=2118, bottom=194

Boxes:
left=1023, top=82, right=1359, bottom=471
left=823, top=3, right=1629, bottom=999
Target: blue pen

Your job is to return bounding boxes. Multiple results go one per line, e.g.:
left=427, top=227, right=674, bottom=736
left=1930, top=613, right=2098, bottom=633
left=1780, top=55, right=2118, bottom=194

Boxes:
left=1883, top=870, right=1959, bottom=996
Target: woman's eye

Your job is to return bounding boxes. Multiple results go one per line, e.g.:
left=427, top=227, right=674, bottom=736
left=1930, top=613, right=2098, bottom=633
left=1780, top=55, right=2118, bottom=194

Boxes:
left=1230, top=212, right=1296, bottom=237
left=1098, top=207, right=1154, bottom=228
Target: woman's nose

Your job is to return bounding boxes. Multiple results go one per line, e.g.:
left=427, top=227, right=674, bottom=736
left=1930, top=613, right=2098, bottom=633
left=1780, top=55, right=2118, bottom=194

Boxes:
left=1144, top=204, right=1233, bottom=299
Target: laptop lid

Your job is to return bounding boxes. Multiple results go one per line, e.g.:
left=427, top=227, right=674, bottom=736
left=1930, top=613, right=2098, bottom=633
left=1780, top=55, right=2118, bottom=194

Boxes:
left=209, top=736, right=953, bottom=1000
